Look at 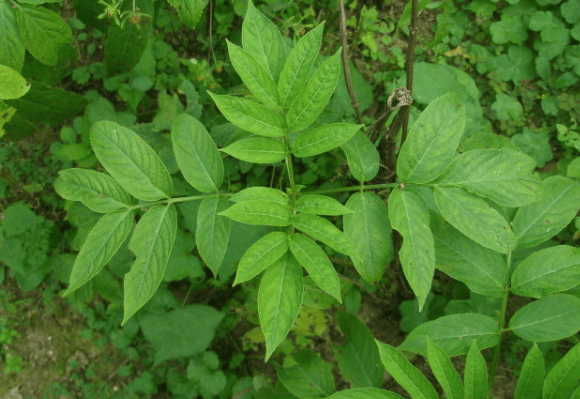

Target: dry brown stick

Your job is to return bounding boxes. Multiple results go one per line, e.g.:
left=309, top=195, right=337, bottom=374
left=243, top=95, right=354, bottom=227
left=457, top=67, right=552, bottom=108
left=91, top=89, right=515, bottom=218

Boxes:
left=338, top=0, right=363, bottom=124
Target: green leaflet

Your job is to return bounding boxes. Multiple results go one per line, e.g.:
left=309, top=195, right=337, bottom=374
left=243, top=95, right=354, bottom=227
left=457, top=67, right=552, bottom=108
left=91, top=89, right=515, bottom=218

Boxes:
left=511, top=245, right=580, bottom=298
left=326, top=388, right=405, bottom=399
left=91, top=120, right=173, bottom=201
left=292, top=123, right=363, bottom=157
left=397, top=92, right=465, bottom=184
left=0, top=65, right=29, bottom=99
left=436, top=149, right=542, bottom=207
left=221, top=137, right=287, bottom=163
left=275, top=349, right=335, bottom=398
left=341, top=131, right=380, bottom=183
left=543, top=343, right=580, bottom=399
left=292, top=213, right=359, bottom=259
left=209, top=93, right=285, bottom=137
left=289, top=233, right=341, bottom=302
left=16, top=5, right=72, bottom=66
left=426, top=338, right=464, bottom=399
left=55, top=169, right=134, bottom=213
left=513, top=176, right=580, bottom=248
left=196, top=196, right=231, bottom=275
left=220, top=200, right=292, bottom=226
left=172, top=113, right=224, bottom=193
left=295, top=195, right=352, bottom=216
left=234, top=231, right=289, bottom=285
left=167, top=0, right=207, bottom=28
left=258, top=252, right=303, bottom=361
left=278, top=23, right=324, bottom=107
left=227, top=40, right=279, bottom=108
left=508, top=294, right=580, bottom=342
left=388, top=188, right=435, bottom=311
left=344, top=192, right=393, bottom=284
left=515, top=343, right=544, bottom=399
left=376, top=342, right=438, bottom=399
left=434, top=186, right=516, bottom=254
left=65, top=210, right=134, bottom=296
left=230, top=186, right=289, bottom=205
left=105, top=23, right=151, bottom=76
left=242, top=0, right=286, bottom=82
left=286, top=49, right=342, bottom=131
left=463, top=342, right=487, bottom=399
left=123, top=205, right=178, bottom=325
left=0, top=2, right=25, bottom=71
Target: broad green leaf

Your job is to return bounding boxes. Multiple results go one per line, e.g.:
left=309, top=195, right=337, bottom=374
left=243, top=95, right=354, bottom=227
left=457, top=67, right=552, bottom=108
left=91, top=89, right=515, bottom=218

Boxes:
left=65, top=210, right=134, bottom=295
left=258, top=252, right=303, bottom=361
left=242, top=0, right=285, bottom=82
left=220, top=200, right=291, bottom=226
left=432, top=215, right=507, bottom=298
left=436, top=149, right=542, bottom=207
left=208, top=93, right=285, bottom=137
left=227, top=40, right=279, bottom=108
left=292, top=213, right=359, bottom=259
left=0, top=2, right=25, bottom=71
left=123, top=205, right=178, bottom=325
left=105, top=23, right=151, bottom=76
left=426, top=338, right=464, bottom=399
left=166, top=0, right=207, bottom=28
left=397, top=93, right=465, bottom=184
left=333, top=312, right=385, bottom=388
left=435, top=186, right=516, bottom=254
left=463, top=341, right=487, bottom=399
left=91, top=120, right=173, bottom=201
left=515, top=343, right=544, bottom=399
left=399, top=313, right=500, bottom=357
left=542, top=343, right=580, bottom=399
left=376, top=341, right=438, bottom=399
left=511, top=245, right=580, bottom=298
left=292, top=123, right=363, bottom=157
left=231, top=187, right=289, bottom=205
left=345, top=192, right=393, bottom=283
left=388, top=188, right=435, bottom=310
left=275, top=349, right=335, bottom=398
left=286, top=49, right=341, bottom=132
left=55, top=169, right=135, bottom=213
left=221, top=137, right=287, bottom=163
left=513, top=176, right=580, bottom=248
left=196, top=196, right=230, bottom=275
left=295, top=195, right=352, bottom=216
left=0, top=64, right=29, bottom=99
left=326, top=388, right=404, bottom=399
left=172, top=113, right=223, bottom=193
left=341, top=131, right=380, bottom=183
left=234, top=231, right=289, bottom=285
left=16, top=5, right=72, bottom=66
left=509, top=294, right=580, bottom=342
left=289, top=233, right=341, bottom=302
left=278, top=23, right=324, bottom=107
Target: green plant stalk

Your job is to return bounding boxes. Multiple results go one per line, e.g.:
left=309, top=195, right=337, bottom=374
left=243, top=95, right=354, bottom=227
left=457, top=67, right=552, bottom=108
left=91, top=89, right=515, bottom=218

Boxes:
left=306, top=182, right=398, bottom=195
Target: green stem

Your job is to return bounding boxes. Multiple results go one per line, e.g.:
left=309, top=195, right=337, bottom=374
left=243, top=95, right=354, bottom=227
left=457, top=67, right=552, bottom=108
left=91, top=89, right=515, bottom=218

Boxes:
left=124, top=193, right=231, bottom=212
left=305, top=182, right=398, bottom=195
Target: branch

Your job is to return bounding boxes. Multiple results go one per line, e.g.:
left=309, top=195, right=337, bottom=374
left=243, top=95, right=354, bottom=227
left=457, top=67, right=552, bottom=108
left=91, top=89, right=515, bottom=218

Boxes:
left=401, top=0, right=419, bottom=145
left=338, top=0, right=363, bottom=124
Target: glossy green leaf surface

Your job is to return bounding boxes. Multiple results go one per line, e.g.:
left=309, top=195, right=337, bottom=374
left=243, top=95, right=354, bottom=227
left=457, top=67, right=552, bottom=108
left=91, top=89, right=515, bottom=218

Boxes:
left=234, top=231, right=289, bottom=285
left=91, top=120, right=172, bottom=201
left=220, top=200, right=291, bottom=226
left=231, top=187, right=289, bottom=205
left=197, top=196, right=231, bottom=275
left=123, top=205, right=177, bottom=325
left=0, top=2, right=24, bottom=71
left=295, top=195, right=352, bottom=216
left=426, top=338, right=464, bottom=399
left=515, top=343, right=544, bottom=399
left=221, top=137, right=287, bottom=163
left=275, top=349, right=335, bottom=398
left=463, top=341, right=487, bottom=399
left=326, top=388, right=404, bottom=399
left=340, top=131, right=380, bottom=183
left=292, top=123, right=363, bottom=157
left=542, top=343, right=580, bottom=399
left=293, top=213, right=359, bottom=259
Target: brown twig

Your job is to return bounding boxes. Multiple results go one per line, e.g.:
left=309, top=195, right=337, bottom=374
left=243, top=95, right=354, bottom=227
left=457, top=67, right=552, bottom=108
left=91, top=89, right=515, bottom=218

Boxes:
left=401, top=0, right=419, bottom=145
left=338, top=0, right=363, bottom=124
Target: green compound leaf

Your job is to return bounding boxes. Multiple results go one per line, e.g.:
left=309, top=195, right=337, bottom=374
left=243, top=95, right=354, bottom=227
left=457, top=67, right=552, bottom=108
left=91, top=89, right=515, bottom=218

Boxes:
left=209, top=93, right=285, bottom=137
left=220, top=200, right=291, bottom=226
left=278, top=23, right=324, bottom=107
left=16, top=5, right=72, bottom=66
left=511, top=129, right=553, bottom=168
left=515, top=343, right=544, bottom=399
left=388, top=188, right=435, bottom=311
left=436, top=149, right=542, bottom=207
left=0, top=64, right=29, bottom=100
left=340, top=130, right=380, bottom=183
left=399, top=313, right=500, bottom=357
left=123, top=204, right=178, bottom=325
left=289, top=233, right=341, bottom=302
left=286, top=49, right=341, bottom=132
left=344, top=192, right=393, bottom=284
left=333, top=312, right=385, bottom=388
left=295, top=195, right=352, bottom=216
left=91, top=120, right=173, bottom=201
left=509, top=294, right=580, bottom=342
left=55, top=169, right=135, bottom=213
left=65, top=210, right=134, bottom=296
left=426, top=338, right=464, bottom=399
left=463, top=341, right=487, bottom=399
left=196, top=196, right=231, bottom=275
left=326, top=388, right=405, bottom=399
left=435, top=186, right=516, bottom=254
left=258, top=252, right=303, bottom=361
left=513, top=176, right=580, bottom=248
left=511, top=245, right=580, bottom=298
left=275, top=349, right=335, bottom=398
left=292, top=123, right=363, bottom=157
left=0, top=2, right=25, bottom=71
left=542, top=343, right=580, bottom=399
left=230, top=186, right=289, bottom=205
left=242, top=0, right=285, bottom=82
left=292, top=213, right=359, bottom=259
left=376, top=341, right=438, bottom=399
left=234, top=231, right=289, bottom=285
left=221, top=137, right=287, bottom=163
left=492, top=93, right=523, bottom=121
left=489, top=13, right=527, bottom=45
left=172, top=113, right=223, bottom=193
left=397, top=92, right=465, bottom=184
left=227, top=40, right=279, bottom=108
